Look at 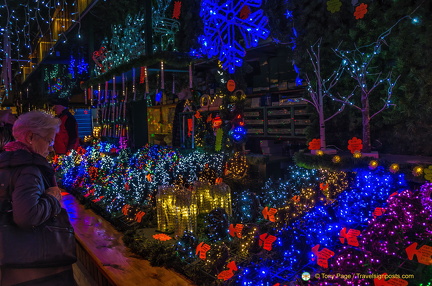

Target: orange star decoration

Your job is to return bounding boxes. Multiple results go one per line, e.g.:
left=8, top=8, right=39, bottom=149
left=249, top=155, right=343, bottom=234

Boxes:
left=224, top=163, right=230, bottom=176
left=145, top=174, right=152, bottom=182
left=373, top=207, right=386, bottom=218
left=52, top=154, right=60, bottom=164
left=327, top=0, right=342, bottom=13
left=374, top=273, right=408, bottom=286
left=134, top=211, right=146, bottom=223
left=339, top=227, right=361, bottom=247
left=217, top=261, right=237, bottom=281
left=348, top=137, right=363, bottom=153
left=196, top=242, right=211, bottom=260
left=206, top=113, right=213, bottom=123
left=262, top=206, right=278, bottom=222
left=259, top=233, right=277, bottom=251
left=308, top=138, right=321, bottom=150
left=122, top=204, right=131, bottom=216
left=194, top=111, right=202, bottom=119
left=405, top=242, right=432, bottom=265
left=229, top=224, right=244, bottom=238
left=152, top=233, right=172, bottom=241
left=311, top=244, right=335, bottom=268
left=172, top=1, right=182, bottom=19
left=292, top=195, right=300, bottom=202
left=354, top=3, right=368, bottom=19
left=215, top=177, right=223, bottom=184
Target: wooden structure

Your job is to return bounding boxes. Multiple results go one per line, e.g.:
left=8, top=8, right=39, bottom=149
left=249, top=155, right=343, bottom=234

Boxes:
left=62, top=194, right=193, bottom=286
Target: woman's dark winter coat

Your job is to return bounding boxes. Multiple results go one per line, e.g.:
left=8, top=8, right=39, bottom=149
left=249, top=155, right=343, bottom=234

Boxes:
left=0, top=149, right=61, bottom=229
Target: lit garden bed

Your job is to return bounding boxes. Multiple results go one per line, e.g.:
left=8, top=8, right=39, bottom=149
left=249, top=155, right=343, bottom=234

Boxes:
left=55, top=142, right=432, bottom=285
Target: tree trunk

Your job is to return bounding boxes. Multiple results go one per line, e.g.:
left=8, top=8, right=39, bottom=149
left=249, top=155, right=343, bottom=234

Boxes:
left=361, top=94, right=371, bottom=153
left=319, top=117, right=326, bottom=150
left=318, top=89, right=326, bottom=150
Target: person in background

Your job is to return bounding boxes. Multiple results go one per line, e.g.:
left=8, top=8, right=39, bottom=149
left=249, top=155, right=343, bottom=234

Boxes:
left=0, top=110, right=16, bottom=151
left=0, top=110, right=76, bottom=285
left=51, top=98, right=79, bottom=155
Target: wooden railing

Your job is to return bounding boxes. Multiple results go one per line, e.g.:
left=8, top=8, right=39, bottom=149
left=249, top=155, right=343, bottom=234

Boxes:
left=62, top=193, right=193, bottom=286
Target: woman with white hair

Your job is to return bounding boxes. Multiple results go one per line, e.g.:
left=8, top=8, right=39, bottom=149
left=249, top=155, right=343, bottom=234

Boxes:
left=0, top=110, right=77, bottom=285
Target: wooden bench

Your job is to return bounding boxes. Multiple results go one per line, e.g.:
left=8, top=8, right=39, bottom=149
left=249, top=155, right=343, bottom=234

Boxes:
left=62, top=194, right=193, bottom=286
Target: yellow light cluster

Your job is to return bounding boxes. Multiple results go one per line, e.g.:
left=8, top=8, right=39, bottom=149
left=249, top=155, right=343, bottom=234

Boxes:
left=412, top=166, right=423, bottom=176
left=239, top=226, right=258, bottom=257
left=194, top=182, right=232, bottom=216
left=332, top=155, right=341, bottom=163
left=226, top=152, right=248, bottom=179
left=156, top=185, right=197, bottom=236
left=278, top=170, right=350, bottom=225
left=320, top=169, right=349, bottom=201
left=156, top=183, right=232, bottom=236
left=389, top=163, right=400, bottom=173
left=282, top=187, right=317, bottom=221
left=74, top=155, right=83, bottom=165
left=92, top=126, right=101, bottom=138
left=203, top=243, right=226, bottom=268
left=369, top=160, right=379, bottom=170
left=353, top=151, right=362, bottom=158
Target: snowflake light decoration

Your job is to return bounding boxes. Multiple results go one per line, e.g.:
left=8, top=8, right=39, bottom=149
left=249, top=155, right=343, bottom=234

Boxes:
left=198, top=0, right=269, bottom=73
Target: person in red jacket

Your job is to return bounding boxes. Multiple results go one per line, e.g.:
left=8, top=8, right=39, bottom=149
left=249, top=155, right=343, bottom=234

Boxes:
left=51, top=98, right=79, bottom=154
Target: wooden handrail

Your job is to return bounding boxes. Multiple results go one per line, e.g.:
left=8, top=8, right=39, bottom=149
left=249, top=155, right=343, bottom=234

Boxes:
left=62, top=194, right=193, bottom=286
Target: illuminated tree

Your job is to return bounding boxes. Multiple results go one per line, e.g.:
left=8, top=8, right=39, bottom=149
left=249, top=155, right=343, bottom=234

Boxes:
left=303, top=38, right=348, bottom=150
left=332, top=21, right=405, bottom=153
